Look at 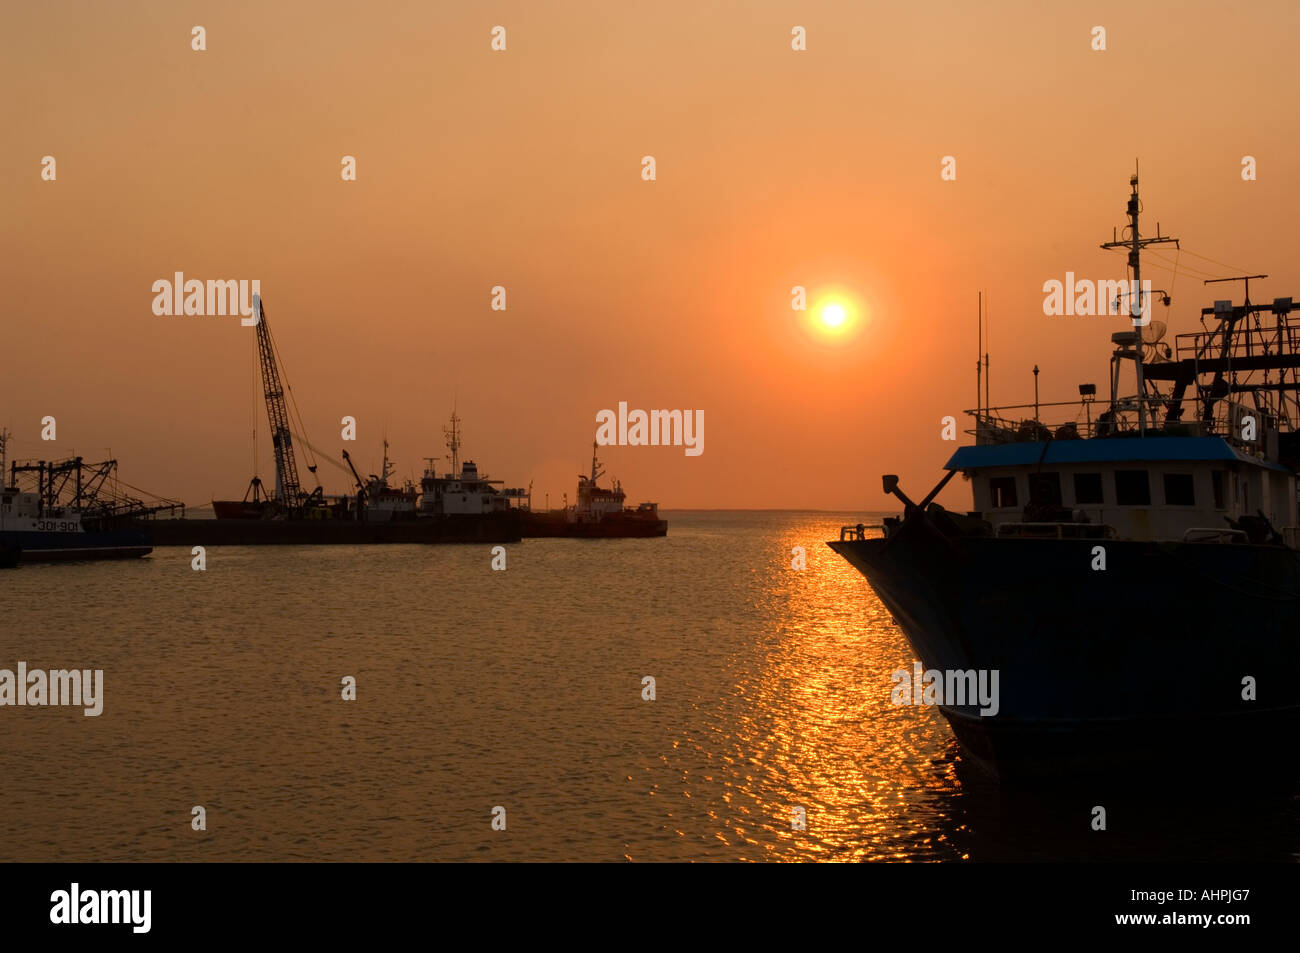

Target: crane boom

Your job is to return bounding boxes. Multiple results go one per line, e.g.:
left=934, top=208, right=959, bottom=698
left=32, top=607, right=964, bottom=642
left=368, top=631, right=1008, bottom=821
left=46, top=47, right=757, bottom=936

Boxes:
left=341, top=449, right=366, bottom=496
left=254, top=297, right=304, bottom=509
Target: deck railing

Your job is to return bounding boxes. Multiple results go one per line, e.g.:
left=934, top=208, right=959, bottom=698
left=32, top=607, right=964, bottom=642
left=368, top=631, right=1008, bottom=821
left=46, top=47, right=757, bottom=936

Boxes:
left=839, top=523, right=884, bottom=541
left=1173, top=323, right=1300, bottom=364
left=967, top=397, right=1264, bottom=448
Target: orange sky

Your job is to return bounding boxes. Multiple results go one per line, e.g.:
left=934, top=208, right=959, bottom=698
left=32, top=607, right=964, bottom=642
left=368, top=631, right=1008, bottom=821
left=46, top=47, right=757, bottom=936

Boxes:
left=3, top=1, right=1299, bottom=510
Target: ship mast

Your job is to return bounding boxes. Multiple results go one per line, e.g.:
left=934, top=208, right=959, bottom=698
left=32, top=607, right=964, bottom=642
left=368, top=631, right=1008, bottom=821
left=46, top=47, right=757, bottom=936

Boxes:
left=444, top=411, right=462, bottom=478
left=1100, top=167, right=1178, bottom=434
left=380, top=438, right=394, bottom=486
left=976, top=292, right=982, bottom=419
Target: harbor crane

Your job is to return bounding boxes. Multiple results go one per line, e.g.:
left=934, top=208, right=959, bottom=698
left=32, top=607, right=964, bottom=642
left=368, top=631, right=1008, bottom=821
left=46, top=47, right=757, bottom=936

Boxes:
left=246, top=296, right=325, bottom=514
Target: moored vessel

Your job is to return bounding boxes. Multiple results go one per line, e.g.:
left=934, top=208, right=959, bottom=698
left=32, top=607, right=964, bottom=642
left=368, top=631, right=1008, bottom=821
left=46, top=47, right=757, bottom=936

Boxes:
left=521, top=443, right=667, bottom=538
left=829, top=174, right=1300, bottom=781
left=162, top=298, right=523, bottom=545
left=147, top=414, right=525, bottom=546
left=0, top=432, right=180, bottom=565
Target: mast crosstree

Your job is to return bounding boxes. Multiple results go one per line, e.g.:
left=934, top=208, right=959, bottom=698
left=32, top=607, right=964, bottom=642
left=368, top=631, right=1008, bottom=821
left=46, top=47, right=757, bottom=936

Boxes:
left=1099, top=169, right=1179, bottom=434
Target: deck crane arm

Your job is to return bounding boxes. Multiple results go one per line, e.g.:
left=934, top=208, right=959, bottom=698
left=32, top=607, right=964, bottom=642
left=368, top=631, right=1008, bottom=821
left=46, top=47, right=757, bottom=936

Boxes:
left=341, top=450, right=366, bottom=500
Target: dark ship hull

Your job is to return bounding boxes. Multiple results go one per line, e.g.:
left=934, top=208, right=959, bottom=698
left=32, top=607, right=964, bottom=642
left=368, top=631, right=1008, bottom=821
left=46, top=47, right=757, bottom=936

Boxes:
left=829, top=523, right=1300, bottom=781
left=566, top=513, right=667, bottom=538
left=143, top=510, right=520, bottom=546
left=521, top=509, right=667, bottom=538
left=520, top=510, right=568, bottom=538
left=0, top=527, right=153, bottom=563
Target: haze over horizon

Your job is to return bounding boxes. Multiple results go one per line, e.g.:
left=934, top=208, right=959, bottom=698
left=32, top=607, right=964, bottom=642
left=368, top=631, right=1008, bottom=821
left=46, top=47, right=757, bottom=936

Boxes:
left=4, top=0, right=1299, bottom=510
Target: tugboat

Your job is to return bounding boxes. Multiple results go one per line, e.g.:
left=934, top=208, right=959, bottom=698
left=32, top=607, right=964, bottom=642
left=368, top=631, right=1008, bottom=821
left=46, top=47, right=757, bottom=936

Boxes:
left=522, top=443, right=667, bottom=538
left=0, top=430, right=178, bottom=564
left=829, top=174, right=1300, bottom=780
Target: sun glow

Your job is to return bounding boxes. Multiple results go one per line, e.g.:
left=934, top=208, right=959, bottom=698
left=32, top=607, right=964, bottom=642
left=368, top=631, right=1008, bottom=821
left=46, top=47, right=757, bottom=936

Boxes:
left=794, top=287, right=870, bottom=349
left=806, top=292, right=864, bottom=342
left=821, top=302, right=847, bottom=328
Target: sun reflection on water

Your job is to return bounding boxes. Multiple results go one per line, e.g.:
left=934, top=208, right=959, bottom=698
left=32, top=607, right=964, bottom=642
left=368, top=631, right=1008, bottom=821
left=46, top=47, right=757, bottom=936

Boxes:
left=648, top=513, right=1300, bottom=863
left=647, top=512, right=969, bottom=861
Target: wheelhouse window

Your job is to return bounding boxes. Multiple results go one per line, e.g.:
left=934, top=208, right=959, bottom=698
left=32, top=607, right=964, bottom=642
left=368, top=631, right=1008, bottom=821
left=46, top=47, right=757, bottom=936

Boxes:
left=1163, top=472, right=1195, bottom=506
left=1114, top=469, right=1151, bottom=506
left=1211, top=470, right=1226, bottom=509
left=989, top=476, right=1018, bottom=508
left=1028, top=472, right=1062, bottom=506
left=1073, top=472, right=1104, bottom=505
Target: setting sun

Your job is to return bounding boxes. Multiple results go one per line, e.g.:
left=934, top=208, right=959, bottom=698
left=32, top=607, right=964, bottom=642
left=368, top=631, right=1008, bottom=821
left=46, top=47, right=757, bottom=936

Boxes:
left=804, top=292, right=865, bottom=343
left=821, top=302, right=847, bottom=328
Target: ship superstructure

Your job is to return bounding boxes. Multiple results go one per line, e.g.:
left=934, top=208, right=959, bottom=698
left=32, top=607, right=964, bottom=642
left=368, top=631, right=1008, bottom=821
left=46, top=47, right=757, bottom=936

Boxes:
left=418, top=412, right=522, bottom=517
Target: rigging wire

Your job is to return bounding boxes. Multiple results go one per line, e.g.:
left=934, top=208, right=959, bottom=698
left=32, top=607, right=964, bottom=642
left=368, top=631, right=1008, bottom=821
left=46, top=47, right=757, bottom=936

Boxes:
left=1101, top=246, right=1221, bottom=281
left=1145, top=250, right=1221, bottom=279
left=290, top=430, right=352, bottom=477
left=1100, top=242, right=1252, bottom=282
left=1176, top=247, right=1256, bottom=276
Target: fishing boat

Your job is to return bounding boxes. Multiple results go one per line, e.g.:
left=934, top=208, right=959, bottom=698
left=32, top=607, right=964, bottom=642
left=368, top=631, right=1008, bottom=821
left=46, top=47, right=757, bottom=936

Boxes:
left=829, top=174, right=1300, bottom=780
left=0, top=432, right=179, bottom=564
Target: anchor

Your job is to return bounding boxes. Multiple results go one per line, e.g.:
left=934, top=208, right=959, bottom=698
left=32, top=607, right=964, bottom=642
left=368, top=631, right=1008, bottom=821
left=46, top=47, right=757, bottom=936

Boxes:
left=883, top=469, right=957, bottom=513
left=881, top=470, right=959, bottom=551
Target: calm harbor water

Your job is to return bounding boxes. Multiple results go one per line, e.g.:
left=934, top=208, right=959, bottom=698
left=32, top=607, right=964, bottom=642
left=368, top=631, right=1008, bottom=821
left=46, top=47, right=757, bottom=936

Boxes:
left=1, top=510, right=1297, bottom=862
